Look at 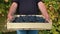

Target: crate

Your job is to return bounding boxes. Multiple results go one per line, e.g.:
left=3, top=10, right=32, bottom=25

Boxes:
left=7, top=15, right=52, bottom=30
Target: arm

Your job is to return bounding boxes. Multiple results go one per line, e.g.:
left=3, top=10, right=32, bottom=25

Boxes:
left=38, top=2, right=50, bottom=22
left=7, top=2, right=18, bottom=21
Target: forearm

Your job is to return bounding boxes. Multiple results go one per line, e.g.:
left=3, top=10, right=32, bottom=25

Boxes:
left=38, top=2, right=50, bottom=20
left=8, top=2, right=18, bottom=16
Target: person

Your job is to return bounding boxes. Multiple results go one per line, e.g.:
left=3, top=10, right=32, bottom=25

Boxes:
left=7, top=0, right=50, bottom=34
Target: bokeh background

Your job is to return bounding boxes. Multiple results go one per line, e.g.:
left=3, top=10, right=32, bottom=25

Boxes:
left=0, top=0, right=60, bottom=34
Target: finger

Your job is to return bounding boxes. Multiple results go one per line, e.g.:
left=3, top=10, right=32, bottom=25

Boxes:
left=7, top=17, right=13, bottom=21
left=45, top=19, right=50, bottom=22
left=7, top=18, right=10, bottom=23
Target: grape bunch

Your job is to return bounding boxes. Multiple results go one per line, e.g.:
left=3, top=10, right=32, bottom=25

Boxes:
left=12, top=15, right=48, bottom=23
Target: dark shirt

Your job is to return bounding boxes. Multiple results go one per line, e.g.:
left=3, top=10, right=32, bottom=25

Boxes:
left=12, top=0, right=42, bottom=15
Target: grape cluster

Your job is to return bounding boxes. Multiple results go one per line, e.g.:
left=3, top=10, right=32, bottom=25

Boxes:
left=12, top=16, right=48, bottom=23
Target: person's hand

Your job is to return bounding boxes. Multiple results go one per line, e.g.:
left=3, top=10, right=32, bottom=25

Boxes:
left=45, top=17, right=50, bottom=23
left=43, top=15, right=52, bottom=23
left=7, top=15, right=14, bottom=21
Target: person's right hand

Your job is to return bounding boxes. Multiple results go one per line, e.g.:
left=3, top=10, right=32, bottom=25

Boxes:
left=7, top=15, right=14, bottom=21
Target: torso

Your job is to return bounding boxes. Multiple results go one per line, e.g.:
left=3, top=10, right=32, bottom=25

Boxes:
left=17, top=0, right=41, bottom=15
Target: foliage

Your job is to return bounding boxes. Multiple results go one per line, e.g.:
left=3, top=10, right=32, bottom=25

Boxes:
left=0, top=0, right=60, bottom=34
left=0, top=32, right=2, bottom=34
left=0, top=0, right=11, bottom=31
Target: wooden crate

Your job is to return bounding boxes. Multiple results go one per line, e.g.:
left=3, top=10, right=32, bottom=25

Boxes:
left=7, top=15, right=52, bottom=30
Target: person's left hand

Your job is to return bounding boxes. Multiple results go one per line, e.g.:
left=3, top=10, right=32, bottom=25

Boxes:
left=45, top=17, right=50, bottom=23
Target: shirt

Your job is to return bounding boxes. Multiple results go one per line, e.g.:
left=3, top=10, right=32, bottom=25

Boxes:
left=12, top=0, right=42, bottom=15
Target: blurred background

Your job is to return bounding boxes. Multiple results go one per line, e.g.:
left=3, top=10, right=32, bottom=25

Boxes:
left=0, top=0, right=60, bottom=34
